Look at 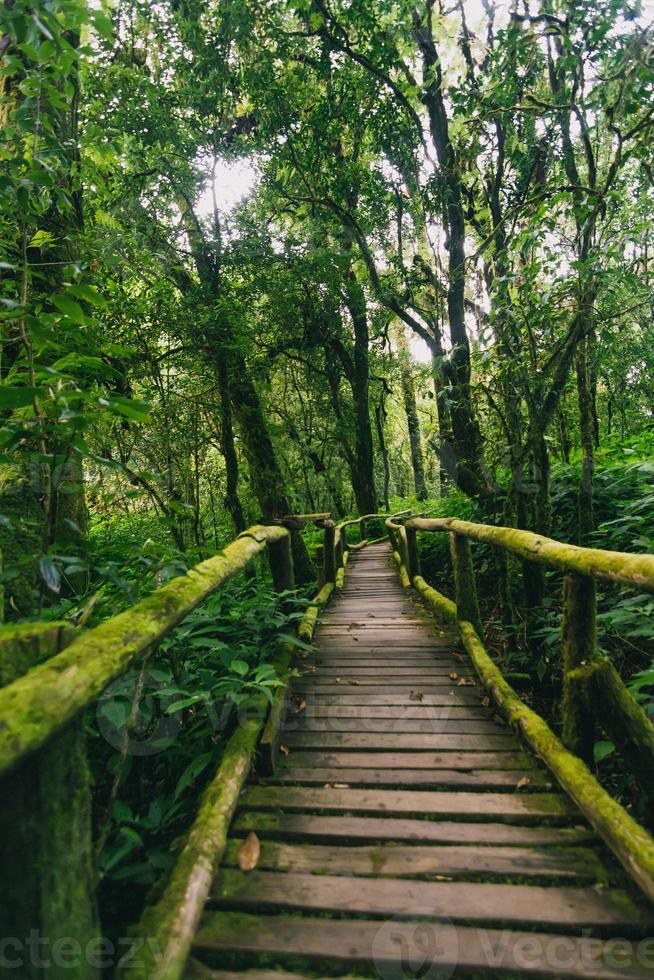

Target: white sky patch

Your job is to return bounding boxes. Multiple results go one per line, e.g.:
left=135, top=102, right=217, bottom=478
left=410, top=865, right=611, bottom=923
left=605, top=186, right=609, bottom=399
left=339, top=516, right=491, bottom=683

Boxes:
left=196, top=159, right=258, bottom=216
left=410, top=336, right=433, bottom=365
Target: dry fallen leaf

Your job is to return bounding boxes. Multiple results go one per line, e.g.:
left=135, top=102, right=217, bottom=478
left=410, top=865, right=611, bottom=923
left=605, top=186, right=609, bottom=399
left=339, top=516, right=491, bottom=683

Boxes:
left=449, top=672, right=459, bottom=681
left=481, top=696, right=490, bottom=708
left=347, top=679, right=361, bottom=686
left=333, top=783, right=349, bottom=788
left=237, top=832, right=260, bottom=872
left=280, top=744, right=290, bottom=756
left=515, top=776, right=531, bottom=790
left=409, top=689, right=424, bottom=702
left=293, top=699, right=307, bottom=715
left=457, top=677, right=475, bottom=687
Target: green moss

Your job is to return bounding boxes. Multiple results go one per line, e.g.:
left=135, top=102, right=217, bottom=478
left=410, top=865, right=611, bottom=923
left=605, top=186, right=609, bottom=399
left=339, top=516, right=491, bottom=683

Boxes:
left=369, top=847, right=387, bottom=874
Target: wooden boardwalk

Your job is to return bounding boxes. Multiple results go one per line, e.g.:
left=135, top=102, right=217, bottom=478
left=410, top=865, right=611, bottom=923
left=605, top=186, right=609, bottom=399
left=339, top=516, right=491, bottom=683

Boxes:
left=187, top=542, right=654, bottom=978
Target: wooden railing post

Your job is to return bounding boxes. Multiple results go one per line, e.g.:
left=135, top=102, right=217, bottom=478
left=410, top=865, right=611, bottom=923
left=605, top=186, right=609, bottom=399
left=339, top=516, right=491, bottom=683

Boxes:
left=323, top=521, right=336, bottom=584
left=315, top=545, right=325, bottom=589
left=359, top=517, right=366, bottom=542
left=335, top=528, right=344, bottom=570
left=450, top=532, right=483, bottom=637
left=0, top=623, right=100, bottom=979
left=405, top=525, right=420, bottom=582
left=561, top=573, right=596, bottom=764
left=268, top=531, right=295, bottom=593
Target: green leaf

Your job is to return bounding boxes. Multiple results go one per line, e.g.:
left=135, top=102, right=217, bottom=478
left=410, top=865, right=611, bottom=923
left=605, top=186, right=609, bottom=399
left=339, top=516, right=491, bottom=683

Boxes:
left=28, top=230, right=56, bottom=249
left=38, top=555, right=61, bottom=593
left=230, top=659, right=249, bottom=676
left=101, top=395, right=151, bottom=422
left=51, top=294, right=87, bottom=323
left=173, top=751, right=213, bottom=801
left=593, top=740, right=615, bottom=764
left=0, top=386, right=42, bottom=408
left=68, top=284, right=108, bottom=307
left=90, top=8, right=114, bottom=40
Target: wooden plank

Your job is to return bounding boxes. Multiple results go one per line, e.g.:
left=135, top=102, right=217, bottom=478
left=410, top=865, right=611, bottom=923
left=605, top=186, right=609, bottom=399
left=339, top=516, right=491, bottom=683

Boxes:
left=296, top=675, right=476, bottom=686
left=222, top=840, right=607, bottom=882
left=240, top=785, right=575, bottom=821
left=192, top=913, right=654, bottom=979
left=232, top=812, right=595, bottom=846
left=283, top=732, right=518, bottom=750
left=280, top=750, right=537, bottom=770
left=287, top=692, right=483, bottom=706
left=306, top=653, right=457, bottom=662
left=267, top=767, right=550, bottom=790
left=185, top=965, right=328, bottom=980
left=302, top=667, right=458, bottom=676
left=210, top=870, right=650, bottom=931
left=291, top=685, right=479, bottom=696
left=288, top=718, right=502, bottom=735
left=283, top=704, right=490, bottom=719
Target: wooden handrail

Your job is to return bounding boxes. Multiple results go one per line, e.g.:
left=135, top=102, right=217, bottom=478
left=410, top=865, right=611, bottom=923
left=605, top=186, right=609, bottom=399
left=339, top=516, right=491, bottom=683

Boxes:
left=398, top=513, right=654, bottom=903
left=336, top=508, right=410, bottom=531
left=0, top=524, right=289, bottom=777
left=407, top=516, right=654, bottom=593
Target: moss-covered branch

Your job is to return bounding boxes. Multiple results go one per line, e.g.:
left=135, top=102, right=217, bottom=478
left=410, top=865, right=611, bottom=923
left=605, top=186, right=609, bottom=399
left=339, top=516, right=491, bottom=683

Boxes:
left=0, top=525, right=288, bottom=777
left=407, top=516, right=654, bottom=593
left=117, top=716, right=262, bottom=980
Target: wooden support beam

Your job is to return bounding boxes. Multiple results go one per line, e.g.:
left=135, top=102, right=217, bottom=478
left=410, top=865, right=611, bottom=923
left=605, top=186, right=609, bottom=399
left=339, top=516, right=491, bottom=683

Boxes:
left=268, top=532, right=294, bottom=593
left=561, top=574, right=596, bottom=764
left=405, top=524, right=420, bottom=582
left=323, top=522, right=336, bottom=585
left=450, top=532, right=483, bottom=637
left=0, top=623, right=99, bottom=979
left=314, top=545, right=325, bottom=590
left=570, top=657, right=654, bottom=796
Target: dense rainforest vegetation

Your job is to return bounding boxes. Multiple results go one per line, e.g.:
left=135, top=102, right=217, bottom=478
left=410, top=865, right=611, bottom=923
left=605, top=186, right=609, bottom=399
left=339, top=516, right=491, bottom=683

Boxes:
left=2, top=0, right=654, bottom=945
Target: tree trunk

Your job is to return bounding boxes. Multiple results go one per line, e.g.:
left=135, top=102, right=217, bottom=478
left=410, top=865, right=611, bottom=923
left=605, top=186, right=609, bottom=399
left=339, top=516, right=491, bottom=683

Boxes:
left=229, top=351, right=314, bottom=582
left=343, top=263, right=377, bottom=513
left=395, top=326, right=427, bottom=500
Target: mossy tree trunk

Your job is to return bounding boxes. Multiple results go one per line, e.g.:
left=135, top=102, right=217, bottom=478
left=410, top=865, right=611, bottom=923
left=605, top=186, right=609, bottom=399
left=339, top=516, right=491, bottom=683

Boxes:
left=395, top=325, right=427, bottom=500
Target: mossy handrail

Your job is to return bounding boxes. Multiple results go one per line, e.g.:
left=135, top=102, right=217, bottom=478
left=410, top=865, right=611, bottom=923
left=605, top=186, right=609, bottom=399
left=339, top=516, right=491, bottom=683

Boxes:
left=408, top=516, right=654, bottom=592
left=391, top=513, right=654, bottom=905
left=0, top=517, right=327, bottom=779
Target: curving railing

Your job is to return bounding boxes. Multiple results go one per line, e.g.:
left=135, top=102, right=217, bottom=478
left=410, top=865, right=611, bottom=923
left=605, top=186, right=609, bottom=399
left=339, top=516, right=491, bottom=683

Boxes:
left=384, top=512, right=654, bottom=905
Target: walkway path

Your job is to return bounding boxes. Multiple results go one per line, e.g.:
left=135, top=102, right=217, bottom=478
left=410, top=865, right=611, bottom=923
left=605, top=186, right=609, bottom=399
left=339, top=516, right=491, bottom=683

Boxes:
left=187, top=542, right=653, bottom=978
